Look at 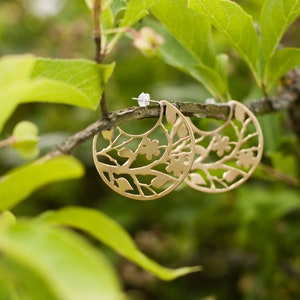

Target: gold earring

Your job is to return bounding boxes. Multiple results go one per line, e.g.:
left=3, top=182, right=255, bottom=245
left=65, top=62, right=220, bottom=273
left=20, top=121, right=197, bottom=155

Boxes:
left=93, top=99, right=195, bottom=200
left=185, top=100, right=263, bottom=193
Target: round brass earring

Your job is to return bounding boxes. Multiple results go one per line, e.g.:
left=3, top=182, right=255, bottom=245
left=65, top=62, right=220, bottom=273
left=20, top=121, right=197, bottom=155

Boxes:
left=185, top=100, right=263, bottom=193
left=93, top=100, right=195, bottom=200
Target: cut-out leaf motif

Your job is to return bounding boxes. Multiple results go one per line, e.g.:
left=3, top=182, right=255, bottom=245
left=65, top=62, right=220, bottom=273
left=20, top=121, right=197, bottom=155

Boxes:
left=235, top=104, right=246, bottom=122
left=118, top=148, right=135, bottom=159
left=178, top=123, right=189, bottom=138
left=165, top=104, right=177, bottom=125
left=188, top=173, right=207, bottom=186
left=116, top=178, right=133, bottom=192
left=224, top=170, right=239, bottom=183
left=151, top=174, right=170, bottom=189
left=102, top=130, right=114, bottom=141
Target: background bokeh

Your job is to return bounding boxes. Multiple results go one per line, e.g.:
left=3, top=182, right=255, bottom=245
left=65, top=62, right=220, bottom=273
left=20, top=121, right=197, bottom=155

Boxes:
left=1, top=1, right=300, bottom=299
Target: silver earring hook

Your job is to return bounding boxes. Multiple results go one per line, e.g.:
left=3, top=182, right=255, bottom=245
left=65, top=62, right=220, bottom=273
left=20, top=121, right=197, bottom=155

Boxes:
left=132, top=92, right=160, bottom=107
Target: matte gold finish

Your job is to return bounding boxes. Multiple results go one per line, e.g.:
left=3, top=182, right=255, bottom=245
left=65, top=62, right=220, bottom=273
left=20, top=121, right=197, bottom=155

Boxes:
left=185, top=100, right=263, bottom=193
left=93, top=100, right=195, bottom=200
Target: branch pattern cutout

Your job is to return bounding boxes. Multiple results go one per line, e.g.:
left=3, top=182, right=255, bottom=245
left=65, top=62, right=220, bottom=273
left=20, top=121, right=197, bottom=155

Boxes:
left=185, top=100, right=263, bottom=193
left=93, top=100, right=195, bottom=200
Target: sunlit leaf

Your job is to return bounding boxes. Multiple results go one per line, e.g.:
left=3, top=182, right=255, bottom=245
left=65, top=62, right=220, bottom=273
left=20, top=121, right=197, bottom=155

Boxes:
left=215, top=54, right=229, bottom=86
left=150, top=20, right=227, bottom=99
left=42, top=206, right=201, bottom=281
left=0, top=257, right=59, bottom=300
left=150, top=0, right=215, bottom=67
left=0, top=221, right=122, bottom=300
left=120, top=0, right=158, bottom=27
left=260, top=0, right=300, bottom=60
left=266, top=48, right=300, bottom=87
left=0, top=55, right=115, bottom=132
left=188, top=0, right=260, bottom=82
left=0, top=156, right=84, bottom=211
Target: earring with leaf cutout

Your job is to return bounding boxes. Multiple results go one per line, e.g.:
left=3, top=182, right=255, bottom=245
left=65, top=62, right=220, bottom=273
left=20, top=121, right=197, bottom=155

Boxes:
left=184, top=100, right=263, bottom=193
left=93, top=96, right=195, bottom=200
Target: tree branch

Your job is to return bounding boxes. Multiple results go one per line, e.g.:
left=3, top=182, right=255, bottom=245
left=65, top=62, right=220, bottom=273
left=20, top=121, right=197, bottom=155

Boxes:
left=49, top=78, right=300, bottom=158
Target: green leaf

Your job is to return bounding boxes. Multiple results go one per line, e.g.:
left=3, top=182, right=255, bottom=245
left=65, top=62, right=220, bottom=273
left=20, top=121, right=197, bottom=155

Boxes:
left=101, top=4, right=115, bottom=31
left=0, top=211, right=16, bottom=232
left=42, top=206, right=201, bottom=281
left=237, top=187, right=300, bottom=223
left=0, top=257, right=59, bottom=300
left=188, top=0, right=260, bottom=82
left=0, top=221, right=122, bottom=300
left=196, top=65, right=228, bottom=100
left=110, top=0, right=128, bottom=17
left=120, top=0, right=157, bottom=27
left=150, top=0, right=215, bottom=67
left=266, top=48, right=300, bottom=87
left=0, top=55, right=115, bottom=133
left=260, top=0, right=300, bottom=60
left=106, top=0, right=158, bottom=53
left=215, top=54, right=229, bottom=86
left=29, top=58, right=115, bottom=109
left=150, top=20, right=228, bottom=99
left=0, top=156, right=84, bottom=211
left=258, top=114, right=281, bottom=152
left=270, top=152, right=298, bottom=179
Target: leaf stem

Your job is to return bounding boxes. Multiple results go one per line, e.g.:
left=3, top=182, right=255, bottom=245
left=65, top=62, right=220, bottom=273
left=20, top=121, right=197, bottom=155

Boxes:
left=0, top=136, right=16, bottom=148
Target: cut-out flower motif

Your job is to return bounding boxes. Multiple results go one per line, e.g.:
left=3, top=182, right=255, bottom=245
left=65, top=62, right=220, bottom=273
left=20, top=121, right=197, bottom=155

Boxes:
left=237, top=150, right=256, bottom=169
left=139, top=137, right=160, bottom=160
left=211, top=135, right=231, bottom=156
left=166, top=155, right=187, bottom=177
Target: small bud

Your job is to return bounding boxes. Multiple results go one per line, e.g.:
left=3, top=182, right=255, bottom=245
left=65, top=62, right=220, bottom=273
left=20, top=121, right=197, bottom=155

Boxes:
left=133, top=27, right=164, bottom=57
left=12, top=121, right=40, bottom=159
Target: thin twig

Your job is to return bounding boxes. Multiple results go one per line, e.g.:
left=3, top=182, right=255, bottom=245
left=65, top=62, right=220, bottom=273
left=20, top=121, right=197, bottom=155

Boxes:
left=0, top=136, right=16, bottom=148
left=100, top=91, right=109, bottom=119
left=93, top=0, right=110, bottom=119
left=260, top=164, right=299, bottom=187
left=93, top=0, right=102, bottom=63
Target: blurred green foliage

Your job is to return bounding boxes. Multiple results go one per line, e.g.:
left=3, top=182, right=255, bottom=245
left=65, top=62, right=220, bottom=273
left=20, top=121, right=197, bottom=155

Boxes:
left=1, top=0, right=300, bottom=299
